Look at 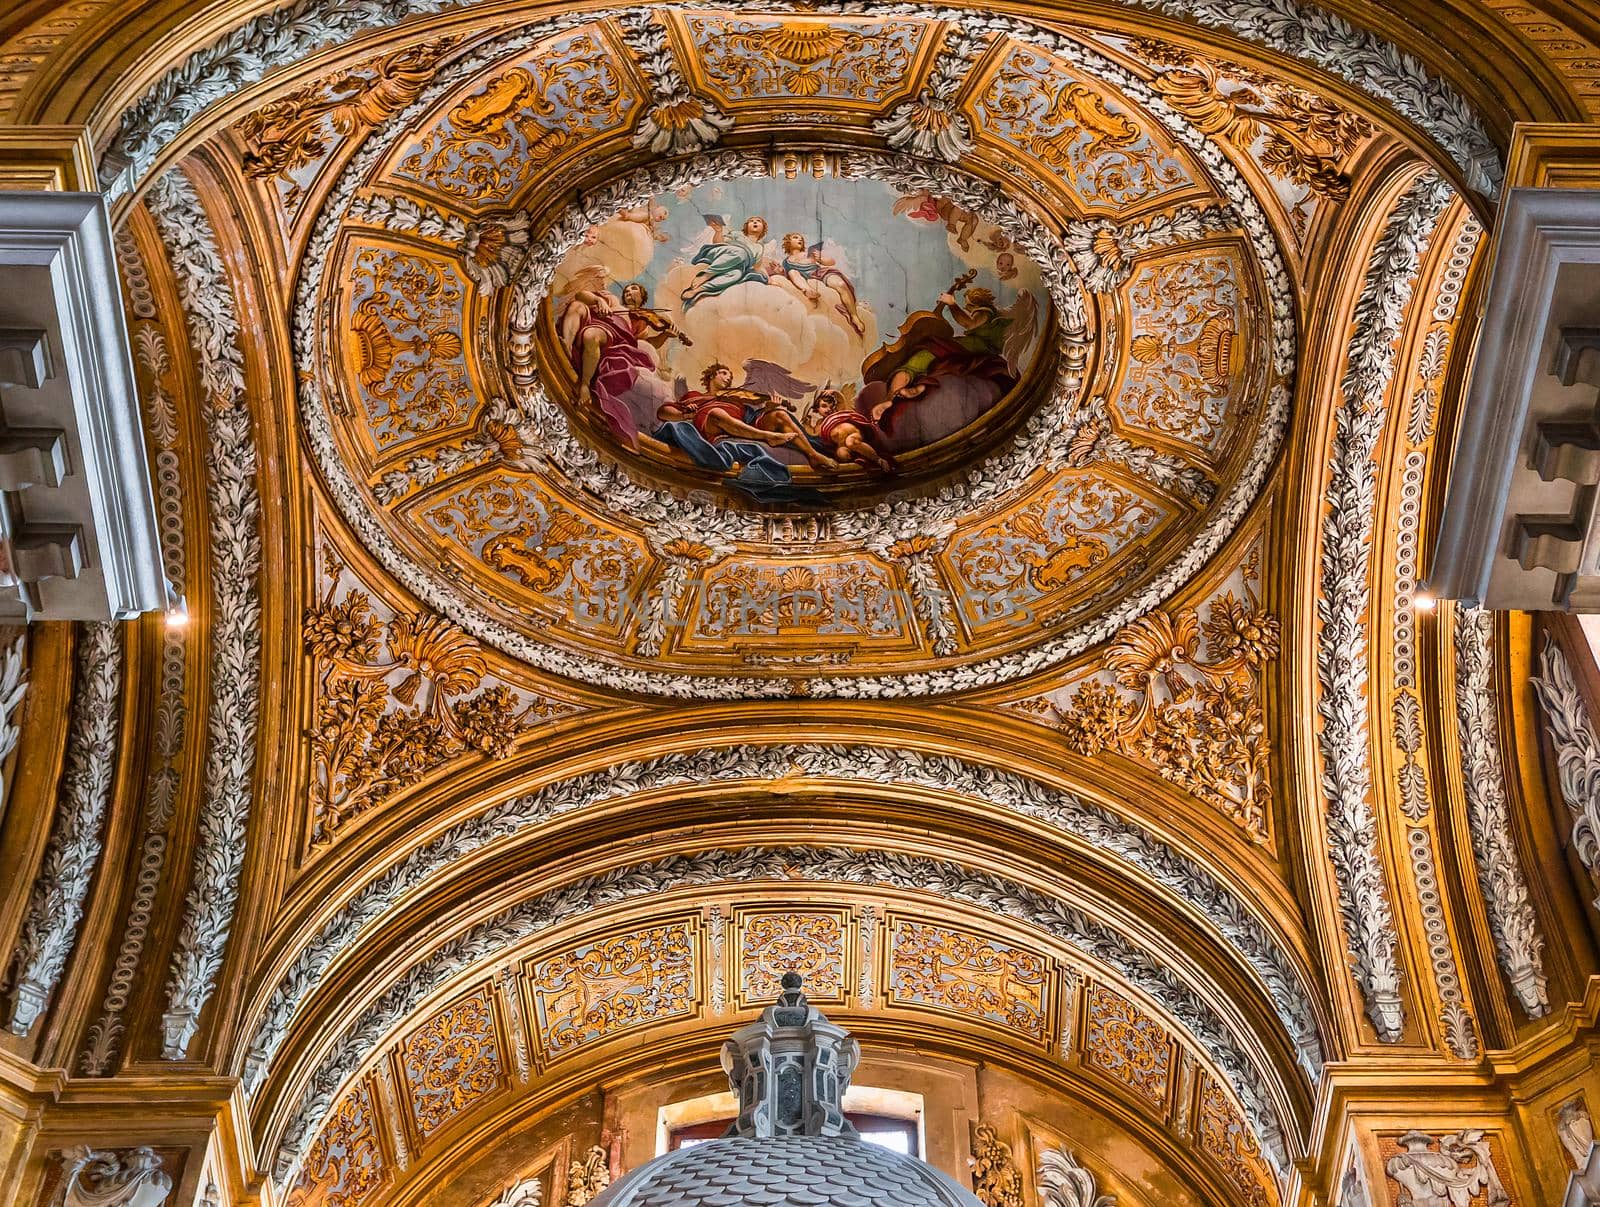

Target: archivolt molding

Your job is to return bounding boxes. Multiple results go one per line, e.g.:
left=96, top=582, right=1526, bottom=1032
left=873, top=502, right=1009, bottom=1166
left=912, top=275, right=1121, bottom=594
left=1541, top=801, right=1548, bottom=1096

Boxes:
left=1533, top=638, right=1600, bottom=887
left=1379, top=208, right=1482, bottom=1062
left=81, top=223, right=195, bottom=1075
left=2, top=621, right=121, bottom=1038
left=291, top=7, right=1295, bottom=698
left=143, top=168, right=267, bottom=1059
left=1452, top=606, right=1550, bottom=1019
left=267, top=844, right=1297, bottom=1188
left=1315, top=168, right=1451, bottom=1043
left=99, top=0, right=1500, bottom=202
left=240, top=744, right=1323, bottom=1102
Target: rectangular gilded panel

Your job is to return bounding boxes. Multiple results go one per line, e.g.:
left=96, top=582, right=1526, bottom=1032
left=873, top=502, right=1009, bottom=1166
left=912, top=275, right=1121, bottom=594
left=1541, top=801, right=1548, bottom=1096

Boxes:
left=399, top=983, right=505, bottom=1141
left=1196, top=1076, right=1273, bottom=1207
left=734, top=906, right=851, bottom=1009
left=286, top=1076, right=389, bottom=1207
left=526, top=918, right=700, bottom=1059
left=971, top=42, right=1195, bottom=213
left=674, top=13, right=931, bottom=107
left=885, top=915, right=1051, bottom=1042
left=1082, top=982, right=1172, bottom=1108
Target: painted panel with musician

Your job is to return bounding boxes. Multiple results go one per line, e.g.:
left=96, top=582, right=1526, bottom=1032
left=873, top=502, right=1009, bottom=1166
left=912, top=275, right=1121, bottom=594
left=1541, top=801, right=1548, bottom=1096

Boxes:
left=545, top=176, right=1047, bottom=505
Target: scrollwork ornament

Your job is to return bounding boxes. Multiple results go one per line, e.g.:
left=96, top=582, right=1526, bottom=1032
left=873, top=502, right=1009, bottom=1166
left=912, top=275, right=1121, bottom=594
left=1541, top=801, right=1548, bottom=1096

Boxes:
left=4, top=621, right=121, bottom=1037
left=56, top=1146, right=173, bottom=1207
left=241, top=744, right=1320, bottom=1102
left=102, top=1, right=1499, bottom=207
left=286, top=13, right=1297, bottom=698
left=271, top=844, right=1291, bottom=1186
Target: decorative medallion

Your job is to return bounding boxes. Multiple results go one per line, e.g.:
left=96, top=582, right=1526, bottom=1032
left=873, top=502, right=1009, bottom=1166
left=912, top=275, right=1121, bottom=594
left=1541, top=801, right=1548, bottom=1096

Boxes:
left=543, top=174, right=1051, bottom=507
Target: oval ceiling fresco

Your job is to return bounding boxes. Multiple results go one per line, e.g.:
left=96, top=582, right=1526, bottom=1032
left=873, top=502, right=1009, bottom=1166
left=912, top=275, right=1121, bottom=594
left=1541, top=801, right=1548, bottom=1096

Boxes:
left=541, top=175, right=1054, bottom=506
left=294, top=12, right=1295, bottom=698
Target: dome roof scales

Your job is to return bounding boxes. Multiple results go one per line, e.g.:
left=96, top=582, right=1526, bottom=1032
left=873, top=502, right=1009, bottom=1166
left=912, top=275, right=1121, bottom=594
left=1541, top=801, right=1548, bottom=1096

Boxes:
left=588, top=973, right=984, bottom=1207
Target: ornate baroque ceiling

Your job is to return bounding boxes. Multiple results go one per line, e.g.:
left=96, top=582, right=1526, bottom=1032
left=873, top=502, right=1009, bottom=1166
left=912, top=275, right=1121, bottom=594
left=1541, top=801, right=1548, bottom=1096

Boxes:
left=7, top=2, right=1600, bottom=1207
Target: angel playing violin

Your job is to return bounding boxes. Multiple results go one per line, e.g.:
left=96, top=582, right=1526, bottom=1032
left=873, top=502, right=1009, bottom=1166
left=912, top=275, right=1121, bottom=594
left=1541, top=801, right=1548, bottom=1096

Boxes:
left=556, top=268, right=691, bottom=446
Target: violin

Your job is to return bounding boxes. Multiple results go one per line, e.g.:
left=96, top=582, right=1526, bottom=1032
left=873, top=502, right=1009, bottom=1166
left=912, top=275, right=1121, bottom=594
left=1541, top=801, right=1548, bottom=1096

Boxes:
left=628, top=306, right=694, bottom=346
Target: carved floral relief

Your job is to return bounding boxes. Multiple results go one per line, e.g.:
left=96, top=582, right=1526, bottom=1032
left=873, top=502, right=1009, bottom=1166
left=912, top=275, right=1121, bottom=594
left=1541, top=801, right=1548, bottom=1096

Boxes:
left=416, top=472, right=648, bottom=637
left=681, top=14, right=929, bottom=105
left=1082, top=983, right=1172, bottom=1107
left=1197, top=1077, right=1272, bottom=1207
left=236, top=39, right=456, bottom=216
left=1380, top=1129, right=1512, bottom=1207
left=1014, top=548, right=1276, bottom=837
left=947, top=470, right=1167, bottom=630
left=1104, top=36, right=1373, bottom=241
left=399, top=984, right=504, bottom=1140
left=304, top=546, right=574, bottom=842
left=735, top=908, right=849, bottom=1007
left=286, top=1078, right=388, bottom=1207
left=344, top=245, right=472, bottom=453
left=527, top=920, right=699, bottom=1058
left=969, top=1122, right=1024, bottom=1207
left=1115, top=246, right=1252, bottom=453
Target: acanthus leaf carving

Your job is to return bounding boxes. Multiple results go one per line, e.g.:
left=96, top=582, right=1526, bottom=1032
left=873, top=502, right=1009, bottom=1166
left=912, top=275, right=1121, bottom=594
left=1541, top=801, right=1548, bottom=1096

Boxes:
left=4, top=620, right=120, bottom=1037
left=270, top=844, right=1290, bottom=1186
left=242, top=744, right=1321, bottom=1105
left=144, top=168, right=265, bottom=1059
left=1037, top=1146, right=1115, bottom=1207
left=1454, top=605, right=1549, bottom=1018
left=1533, top=638, right=1600, bottom=886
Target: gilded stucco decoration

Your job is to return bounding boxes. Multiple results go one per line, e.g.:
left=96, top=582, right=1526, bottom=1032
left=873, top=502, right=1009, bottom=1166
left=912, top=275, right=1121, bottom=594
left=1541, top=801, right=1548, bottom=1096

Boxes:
left=286, top=1077, right=388, bottom=1207
left=886, top=917, right=1052, bottom=1043
left=1534, top=639, right=1600, bottom=893
left=268, top=850, right=1294, bottom=1184
left=399, top=984, right=505, bottom=1139
left=281, top=890, right=1285, bottom=1204
left=1381, top=1130, right=1512, bottom=1207
left=1082, top=983, right=1173, bottom=1108
left=968, top=1122, right=1023, bottom=1207
left=240, top=744, right=1323, bottom=1103
left=305, top=545, right=580, bottom=842
left=734, top=907, right=851, bottom=1008
left=288, top=9, right=1300, bottom=699
left=9, top=0, right=1590, bottom=1198
left=527, top=920, right=699, bottom=1059
left=1012, top=545, right=1276, bottom=838
left=566, top=1146, right=612, bottom=1205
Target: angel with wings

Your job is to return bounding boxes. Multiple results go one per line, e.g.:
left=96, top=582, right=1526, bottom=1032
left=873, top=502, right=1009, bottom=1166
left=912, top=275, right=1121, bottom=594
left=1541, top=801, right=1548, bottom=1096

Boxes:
left=778, top=232, right=866, bottom=336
